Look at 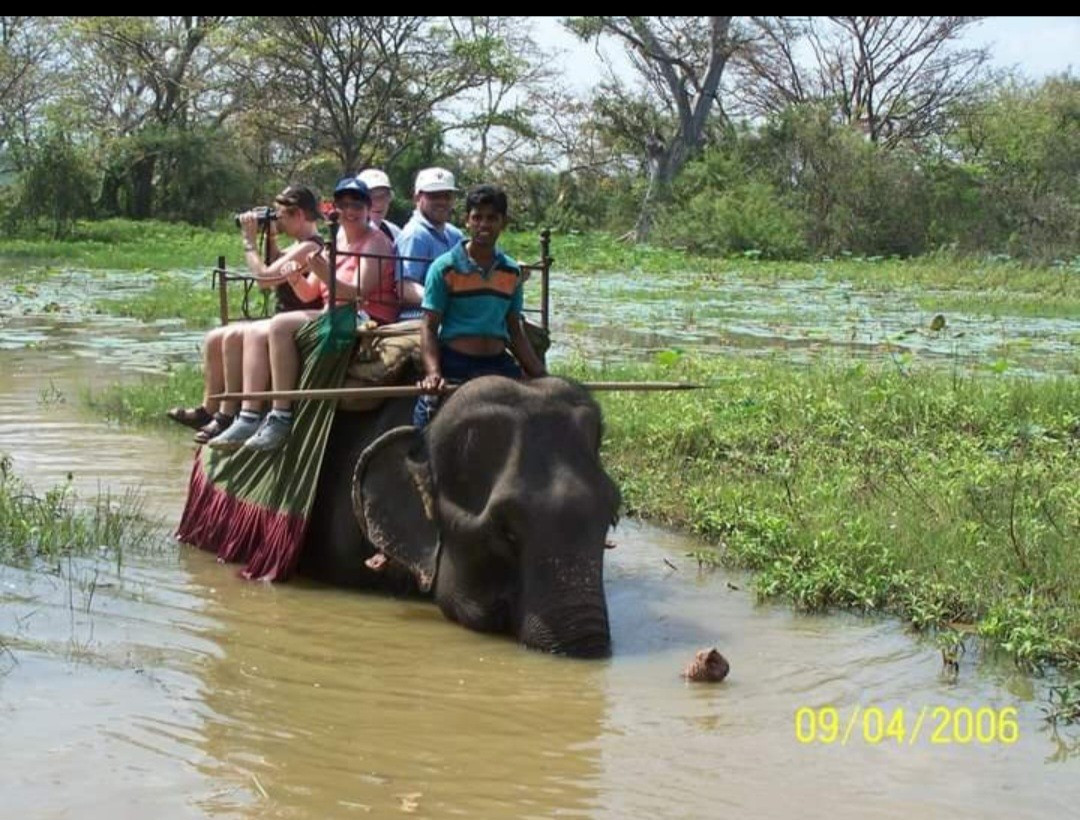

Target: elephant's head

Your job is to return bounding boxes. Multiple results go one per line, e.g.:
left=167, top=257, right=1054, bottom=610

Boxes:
left=353, top=376, right=621, bottom=658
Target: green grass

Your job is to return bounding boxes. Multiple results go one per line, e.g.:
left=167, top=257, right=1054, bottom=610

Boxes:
left=0, top=218, right=240, bottom=271
left=0, top=218, right=1072, bottom=285
left=83, top=365, right=204, bottom=426
left=0, top=453, right=163, bottom=568
left=562, top=353, right=1080, bottom=672
left=91, top=272, right=269, bottom=329
left=917, top=291, right=1080, bottom=320
left=506, top=231, right=1080, bottom=295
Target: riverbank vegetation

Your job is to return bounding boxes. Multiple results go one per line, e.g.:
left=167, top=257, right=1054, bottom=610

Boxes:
left=0, top=454, right=162, bottom=568
left=577, top=354, right=1080, bottom=672
left=4, top=222, right=1080, bottom=334
left=83, top=365, right=204, bottom=426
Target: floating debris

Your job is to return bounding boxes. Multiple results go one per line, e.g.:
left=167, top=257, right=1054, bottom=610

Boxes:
left=681, top=648, right=730, bottom=683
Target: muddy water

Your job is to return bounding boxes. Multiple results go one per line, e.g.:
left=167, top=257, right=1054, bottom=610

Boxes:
left=2, top=287, right=1080, bottom=817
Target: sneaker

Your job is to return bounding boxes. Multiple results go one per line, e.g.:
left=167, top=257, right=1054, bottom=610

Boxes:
left=242, top=412, right=293, bottom=453
left=206, top=412, right=264, bottom=451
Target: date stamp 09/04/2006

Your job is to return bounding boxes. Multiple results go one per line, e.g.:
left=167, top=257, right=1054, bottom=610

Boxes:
left=794, top=706, right=1020, bottom=746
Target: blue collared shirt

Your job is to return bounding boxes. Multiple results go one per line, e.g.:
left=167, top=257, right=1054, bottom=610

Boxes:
left=395, top=210, right=464, bottom=319
left=421, top=241, right=523, bottom=342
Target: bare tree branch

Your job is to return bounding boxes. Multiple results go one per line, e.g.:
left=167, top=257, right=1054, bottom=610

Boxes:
left=565, top=16, right=736, bottom=240
left=731, top=16, right=990, bottom=147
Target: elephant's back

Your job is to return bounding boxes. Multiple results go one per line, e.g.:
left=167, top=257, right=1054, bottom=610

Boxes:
left=449, top=375, right=593, bottom=410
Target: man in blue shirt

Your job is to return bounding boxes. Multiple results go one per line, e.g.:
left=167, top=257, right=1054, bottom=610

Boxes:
left=414, top=184, right=546, bottom=427
left=395, top=167, right=465, bottom=320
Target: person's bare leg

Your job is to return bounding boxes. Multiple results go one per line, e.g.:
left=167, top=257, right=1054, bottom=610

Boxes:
left=206, top=320, right=272, bottom=450
left=240, top=321, right=271, bottom=414
left=241, top=310, right=322, bottom=453
left=267, top=311, right=319, bottom=412
left=201, top=326, right=226, bottom=414
left=220, top=324, right=246, bottom=418
left=168, top=327, right=225, bottom=429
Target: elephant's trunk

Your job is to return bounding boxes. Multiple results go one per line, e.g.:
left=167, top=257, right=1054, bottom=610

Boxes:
left=520, top=599, right=611, bottom=658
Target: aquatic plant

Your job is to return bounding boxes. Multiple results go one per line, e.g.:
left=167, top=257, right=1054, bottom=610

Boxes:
left=1042, top=682, right=1080, bottom=726
left=83, top=365, right=203, bottom=427
left=0, top=454, right=164, bottom=568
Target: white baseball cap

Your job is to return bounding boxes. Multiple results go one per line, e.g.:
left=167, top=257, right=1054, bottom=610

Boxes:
left=414, top=167, right=459, bottom=194
left=357, top=168, right=392, bottom=191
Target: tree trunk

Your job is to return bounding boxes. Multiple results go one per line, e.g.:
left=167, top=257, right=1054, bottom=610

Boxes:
left=341, top=138, right=361, bottom=176
left=609, top=16, right=732, bottom=243
left=97, top=167, right=123, bottom=218
left=634, top=141, right=683, bottom=243
left=130, top=154, right=156, bottom=220
left=634, top=161, right=662, bottom=243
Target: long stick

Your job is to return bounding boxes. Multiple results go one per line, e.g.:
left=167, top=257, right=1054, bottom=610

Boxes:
left=210, top=381, right=703, bottom=403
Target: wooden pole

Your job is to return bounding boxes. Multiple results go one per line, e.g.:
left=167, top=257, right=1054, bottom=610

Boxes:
left=216, top=255, right=229, bottom=325
left=327, top=212, right=338, bottom=307
left=540, top=228, right=551, bottom=331
left=210, top=381, right=704, bottom=403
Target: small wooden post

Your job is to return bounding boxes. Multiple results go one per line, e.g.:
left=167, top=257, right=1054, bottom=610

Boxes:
left=328, top=212, right=338, bottom=307
left=216, top=254, right=229, bottom=326
left=540, top=228, right=551, bottom=331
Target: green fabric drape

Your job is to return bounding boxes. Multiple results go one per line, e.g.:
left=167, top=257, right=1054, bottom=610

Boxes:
left=178, top=310, right=357, bottom=579
left=317, top=302, right=358, bottom=355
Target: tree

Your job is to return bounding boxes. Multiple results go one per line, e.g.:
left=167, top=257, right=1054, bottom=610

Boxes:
left=0, top=17, right=60, bottom=171
left=13, top=130, right=96, bottom=237
left=63, top=16, right=235, bottom=217
left=946, top=75, right=1080, bottom=260
left=566, top=16, right=736, bottom=241
left=732, top=17, right=990, bottom=147
left=444, top=17, right=555, bottom=178
left=489, top=86, right=634, bottom=231
left=248, top=17, right=504, bottom=174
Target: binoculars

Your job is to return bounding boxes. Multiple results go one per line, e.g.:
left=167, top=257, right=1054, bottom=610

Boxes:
left=233, top=206, right=278, bottom=227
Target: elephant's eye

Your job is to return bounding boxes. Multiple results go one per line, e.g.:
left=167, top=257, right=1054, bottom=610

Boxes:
left=493, top=509, right=522, bottom=555
left=501, top=524, right=520, bottom=550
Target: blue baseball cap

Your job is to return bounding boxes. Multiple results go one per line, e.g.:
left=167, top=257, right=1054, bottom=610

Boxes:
left=333, top=177, right=372, bottom=202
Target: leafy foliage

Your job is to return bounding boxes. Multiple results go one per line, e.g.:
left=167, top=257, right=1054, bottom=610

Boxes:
left=563, top=354, right=1080, bottom=671
left=9, top=130, right=96, bottom=238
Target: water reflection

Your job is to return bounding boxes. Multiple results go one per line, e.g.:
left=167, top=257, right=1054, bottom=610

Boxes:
left=180, top=549, right=605, bottom=818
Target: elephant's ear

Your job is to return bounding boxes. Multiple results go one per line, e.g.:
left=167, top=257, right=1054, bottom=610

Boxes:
left=352, top=425, right=440, bottom=592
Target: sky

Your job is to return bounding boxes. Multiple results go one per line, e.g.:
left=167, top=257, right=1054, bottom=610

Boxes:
left=532, top=16, right=1079, bottom=93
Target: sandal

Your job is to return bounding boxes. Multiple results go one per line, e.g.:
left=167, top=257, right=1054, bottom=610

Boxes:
left=167, top=405, right=214, bottom=430
left=193, top=413, right=234, bottom=445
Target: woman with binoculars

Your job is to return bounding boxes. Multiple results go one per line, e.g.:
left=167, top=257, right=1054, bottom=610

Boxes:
left=166, top=185, right=326, bottom=443
left=169, top=177, right=399, bottom=454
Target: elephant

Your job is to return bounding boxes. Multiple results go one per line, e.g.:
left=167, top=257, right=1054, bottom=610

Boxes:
left=300, top=375, right=622, bottom=658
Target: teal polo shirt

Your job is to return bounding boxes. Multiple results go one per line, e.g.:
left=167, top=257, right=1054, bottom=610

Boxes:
left=421, top=242, right=524, bottom=342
